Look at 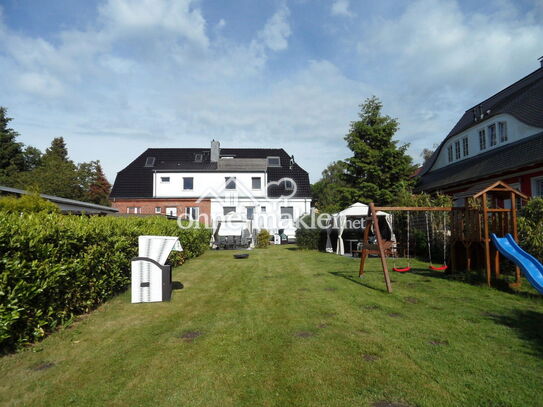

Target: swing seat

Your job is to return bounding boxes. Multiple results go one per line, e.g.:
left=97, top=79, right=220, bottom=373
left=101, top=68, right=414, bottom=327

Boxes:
left=428, top=265, right=448, bottom=271
left=393, top=266, right=411, bottom=272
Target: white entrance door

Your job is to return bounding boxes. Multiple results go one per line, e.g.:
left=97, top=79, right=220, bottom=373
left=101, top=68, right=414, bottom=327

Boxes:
left=166, top=207, right=177, bottom=216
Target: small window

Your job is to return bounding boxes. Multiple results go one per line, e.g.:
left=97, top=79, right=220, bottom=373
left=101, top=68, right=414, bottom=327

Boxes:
left=223, top=206, right=236, bottom=215
left=127, top=207, right=141, bottom=214
left=498, top=122, right=508, bottom=143
left=454, top=141, right=460, bottom=160
left=144, top=157, right=156, bottom=167
left=261, top=206, right=266, bottom=213
left=252, top=177, right=261, bottom=190
left=489, top=124, right=497, bottom=146
left=531, top=176, right=543, bottom=198
left=246, top=207, right=254, bottom=220
left=225, top=177, right=236, bottom=190
left=462, top=137, right=469, bottom=157
left=183, top=177, right=193, bottom=190
left=160, top=176, right=170, bottom=183
left=185, top=207, right=199, bottom=220
left=267, top=156, right=281, bottom=167
left=447, top=145, right=453, bottom=163
left=280, top=206, right=294, bottom=220
left=479, top=129, right=486, bottom=150
left=155, top=207, right=161, bottom=214
left=194, top=153, right=203, bottom=163
left=284, top=180, right=294, bottom=191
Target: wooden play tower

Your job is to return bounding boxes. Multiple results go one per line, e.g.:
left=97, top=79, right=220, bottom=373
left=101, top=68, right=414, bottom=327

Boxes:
left=359, top=181, right=528, bottom=293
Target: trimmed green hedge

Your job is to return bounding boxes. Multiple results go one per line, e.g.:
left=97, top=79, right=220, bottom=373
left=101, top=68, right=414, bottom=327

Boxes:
left=0, top=213, right=211, bottom=352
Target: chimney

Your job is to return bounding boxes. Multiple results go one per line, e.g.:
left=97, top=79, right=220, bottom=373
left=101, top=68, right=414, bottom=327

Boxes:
left=210, top=140, right=220, bottom=162
left=539, top=56, right=543, bottom=68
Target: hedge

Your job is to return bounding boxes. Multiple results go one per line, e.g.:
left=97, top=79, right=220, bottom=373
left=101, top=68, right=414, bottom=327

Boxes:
left=0, top=213, right=211, bottom=352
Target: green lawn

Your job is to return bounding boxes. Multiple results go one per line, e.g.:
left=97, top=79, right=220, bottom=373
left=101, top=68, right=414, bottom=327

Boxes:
left=1, top=246, right=542, bottom=407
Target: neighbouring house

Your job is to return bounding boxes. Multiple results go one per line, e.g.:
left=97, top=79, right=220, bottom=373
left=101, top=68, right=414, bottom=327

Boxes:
left=0, top=185, right=118, bottom=215
left=419, top=58, right=543, bottom=206
left=110, top=141, right=312, bottom=240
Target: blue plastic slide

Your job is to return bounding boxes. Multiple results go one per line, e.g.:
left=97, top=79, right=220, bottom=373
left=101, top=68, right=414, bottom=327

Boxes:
left=491, top=233, right=543, bottom=294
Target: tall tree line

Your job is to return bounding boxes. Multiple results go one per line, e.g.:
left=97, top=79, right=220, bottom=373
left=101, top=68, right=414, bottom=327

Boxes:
left=0, top=107, right=111, bottom=206
left=312, top=96, right=416, bottom=212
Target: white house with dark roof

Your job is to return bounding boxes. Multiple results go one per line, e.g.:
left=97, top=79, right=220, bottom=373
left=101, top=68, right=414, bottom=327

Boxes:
left=419, top=59, right=543, bottom=205
left=110, top=140, right=312, bottom=240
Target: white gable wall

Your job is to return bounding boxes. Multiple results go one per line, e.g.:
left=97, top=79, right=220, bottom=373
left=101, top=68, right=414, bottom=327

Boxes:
left=432, top=114, right=543, bottom=171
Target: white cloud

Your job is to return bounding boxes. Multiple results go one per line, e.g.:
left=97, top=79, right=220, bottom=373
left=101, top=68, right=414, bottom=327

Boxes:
left=331, top=0, right=355, bottom=17
left=98, top=0, right=209, bottom=48
left=256, top=5, right=291, bottom=51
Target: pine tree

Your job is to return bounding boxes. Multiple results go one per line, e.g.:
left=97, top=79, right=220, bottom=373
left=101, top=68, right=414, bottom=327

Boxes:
left=342, top=96, right=415, bottom=205
left=0, top=107, right=25, bottom=184
left=44, top=137, right=69, bottom=161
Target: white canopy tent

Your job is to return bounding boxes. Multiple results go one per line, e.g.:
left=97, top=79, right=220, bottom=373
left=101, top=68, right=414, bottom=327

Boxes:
left=325, top=202, right=395, bottom=255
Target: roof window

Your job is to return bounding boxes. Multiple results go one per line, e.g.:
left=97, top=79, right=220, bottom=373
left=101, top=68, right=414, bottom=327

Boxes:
left=267, top=156, right=281, bottom=167
left=144, top=157, right=156, bottom=167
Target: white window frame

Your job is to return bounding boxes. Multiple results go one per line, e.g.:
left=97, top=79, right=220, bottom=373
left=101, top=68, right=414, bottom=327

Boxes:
left=246, top=206, right=255, bottom=220
left=225, top=177, right=236, bottom=190
left=183, top=177, right=194, bottom=190
left=165, top=207, right=177, bottom=217
left=462, top=137, right=469, bottom=157
left=489, top=124, right=497, bottom=146
left=479, top=129, right=486, bottom=151
left=251, top=177, right=262, bottom=190
left=498, top=121, right=508, bottom=143
left=127, top=207, right=141, bottom=214
left=531, top=176, right=543, bottom=198
left=447, top=145, right=453, bottom=163
left=223, top=206, right=236, bottom=215
left=155, top=207, right=161, bottom=214
left=185, top=206, right=199, bottom=221
left=454, top=141, right=460, bottom=160
left=160, top=176, right=170, bottom=183
left=280, top=206, right=294, bottom=220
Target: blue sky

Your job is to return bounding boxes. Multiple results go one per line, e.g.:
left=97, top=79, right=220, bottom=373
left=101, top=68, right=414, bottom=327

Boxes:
left=1, top=0, right=542, bottom=183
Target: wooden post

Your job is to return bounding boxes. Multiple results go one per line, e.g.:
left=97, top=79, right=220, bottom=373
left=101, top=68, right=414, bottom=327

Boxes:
left=466, top=244, right=472, bottom=272
left=511, top=191, right=521, bottom=286
left=494, top=248, right=500, bottom=278
left=359, top=220, right=371, bottom=277
left=369, top=202, right=392, bottom=293
left=482, top=193, right=492, bottom=286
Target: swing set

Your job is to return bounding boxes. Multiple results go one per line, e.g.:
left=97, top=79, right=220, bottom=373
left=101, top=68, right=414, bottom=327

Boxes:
left=359, top=203, right=452, bottom=293
left=358, top=181, right=528, bottom=293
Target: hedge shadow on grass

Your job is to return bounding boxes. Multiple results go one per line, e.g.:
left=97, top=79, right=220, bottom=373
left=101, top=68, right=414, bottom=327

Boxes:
left=488, top=309, right=543, bottom=358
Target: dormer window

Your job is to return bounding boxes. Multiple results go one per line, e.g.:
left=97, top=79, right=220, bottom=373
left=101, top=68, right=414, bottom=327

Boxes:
left=145, top=157, right=156, bottom=167
left=479, top=129, right=486, bottom=151
left=454, top=141, right=460, bottom=160
left=225, top=177, right=236, bottom=190
left=267, top=156, right=281, bottom=167
left=284, top=180, right=294, bottom=191
left=462, top=137, right=469, bottom=157
left=194, top=153, right=203, bottom=163
left=498, top=122, right=508, bottom=143
left=489, top=124, right=497, bottom=146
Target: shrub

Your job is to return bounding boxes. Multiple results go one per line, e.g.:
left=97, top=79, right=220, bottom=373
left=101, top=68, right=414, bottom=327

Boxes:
left=0, top=193, right=59, bottom=214
left=256, top=229, right=271, bottom=248
left=295, top=215, right=323, bottom=250
left=0, top=213, right=211, bottom=352
left=519, top=198, right=543, bottom=261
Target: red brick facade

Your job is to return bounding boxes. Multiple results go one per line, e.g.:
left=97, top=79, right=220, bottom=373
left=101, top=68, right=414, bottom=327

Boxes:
left=111, top=198, right=211, bottom=225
